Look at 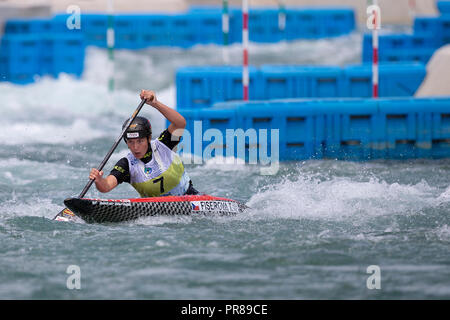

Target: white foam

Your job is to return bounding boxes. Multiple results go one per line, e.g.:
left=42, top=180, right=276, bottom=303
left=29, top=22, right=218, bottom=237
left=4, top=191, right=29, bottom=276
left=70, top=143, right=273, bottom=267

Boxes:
left=246, top=170, right=439, bottom=221
left=0, top=119, right=107, bottom=145
left=0, top=197, right=62, bottom=220
left=200, top=156, right=248, bottom=171
left=436, top=185, right=450, bottom=204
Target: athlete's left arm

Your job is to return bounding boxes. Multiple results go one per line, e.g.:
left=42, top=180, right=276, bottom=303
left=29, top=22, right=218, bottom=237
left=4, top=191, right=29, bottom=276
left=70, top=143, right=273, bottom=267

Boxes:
left=140, top=90, right=186, bottom=136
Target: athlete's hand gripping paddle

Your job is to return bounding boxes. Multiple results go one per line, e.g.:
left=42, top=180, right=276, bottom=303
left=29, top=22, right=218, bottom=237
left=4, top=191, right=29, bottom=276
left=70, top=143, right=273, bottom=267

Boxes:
left=53, top=97, right=150, bottom=221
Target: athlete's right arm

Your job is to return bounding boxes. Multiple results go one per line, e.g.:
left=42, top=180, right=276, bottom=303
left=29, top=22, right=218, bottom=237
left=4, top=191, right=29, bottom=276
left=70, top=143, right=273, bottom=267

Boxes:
left=89, top=168, right=118, bottom=193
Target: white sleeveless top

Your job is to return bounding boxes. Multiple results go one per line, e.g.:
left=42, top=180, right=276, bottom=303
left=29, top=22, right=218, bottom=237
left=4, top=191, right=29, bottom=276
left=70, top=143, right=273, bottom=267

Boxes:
left=126, top=139, right=190, bottom=197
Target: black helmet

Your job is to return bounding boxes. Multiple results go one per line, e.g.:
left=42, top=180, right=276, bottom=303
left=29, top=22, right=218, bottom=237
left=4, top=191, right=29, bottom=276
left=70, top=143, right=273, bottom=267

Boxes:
left=122, top=116, right=152, bottom=142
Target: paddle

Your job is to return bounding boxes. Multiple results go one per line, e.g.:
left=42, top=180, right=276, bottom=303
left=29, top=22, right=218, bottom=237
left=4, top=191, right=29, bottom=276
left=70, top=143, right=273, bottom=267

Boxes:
left=53, top=97, right=148, bottom=221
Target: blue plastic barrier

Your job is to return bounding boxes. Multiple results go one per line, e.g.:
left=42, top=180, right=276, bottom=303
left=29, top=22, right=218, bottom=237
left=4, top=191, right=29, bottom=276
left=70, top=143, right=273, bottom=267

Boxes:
left=176, top=66, right=229, bottom=109
left=177, top=63, right=426, bottom=109
left=413, top=16, right=442, bottom=38
left=194, top=11, right=223, bottom=44
left=342, top=63, right=426, bottom=98
left=0, top=34, right=41, bottom=83
left=4, top=18, right=54, bottom=34
left=82, top=14, right=108, bottom=47
left=247, top=9, right=285, bottom=43
left=178, top=97, right=450, bottom=161
left=51, top=34, right=85, bottom=77
left=51, top=14, right=83, bottom=34
left=114, top=15, right=143, bottom=49
left=305, top=66, right=343, bottom=97
left=439, top=15, right=450, bottom=44
left=0, top=8, right=356, bottom=84
left=140, top=15, right=171, bottom=47
left=363, top=33, right=439, bottom=64
left=3, top=8, right=355, bottom=47
left=176, top=66, right=261, bottom=109
left=0, top=33, right=85, bottom=82
left=259, top=65, right=308, bottom=99
left=437, top=1, right=450, bottom=14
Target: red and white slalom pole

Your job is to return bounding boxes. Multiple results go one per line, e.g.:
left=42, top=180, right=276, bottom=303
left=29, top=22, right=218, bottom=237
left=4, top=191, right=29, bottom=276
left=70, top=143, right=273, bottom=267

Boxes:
left=242, top=0, right=249, bottom=101
left=409, top=0, right=417, bottom=18
left=369, top=0, right=381, bottom=98
left=222, top=0, right=230, bottom=63
left=372, top=19, right=378, bottom=98
left=278, top=0, right=286, bottom=32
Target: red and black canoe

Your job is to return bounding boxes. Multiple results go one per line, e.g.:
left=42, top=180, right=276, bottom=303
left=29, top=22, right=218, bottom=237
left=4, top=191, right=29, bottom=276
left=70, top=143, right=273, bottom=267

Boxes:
left=56, top=195, right=248, bottom=223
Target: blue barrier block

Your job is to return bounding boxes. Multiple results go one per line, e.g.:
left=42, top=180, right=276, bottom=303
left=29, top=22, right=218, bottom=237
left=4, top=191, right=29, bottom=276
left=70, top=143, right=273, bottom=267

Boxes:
left=6, top=73, right=36, bottom=84
left=140, top=15, right=171, bottom=47
left=0, top=55, right=6, bottom=81
left=247, top=9, right=285, bottom=43
left=413, top=16, right=442, bottom=41
left=404, top=48, right=436, bottom=64
left=431, top=103, right=450, bottom=141
left=379, top=63, right=426, bottom=97
left=287, top=9, right=325, bottom=39
left=230, top=7, right=355, bottom=43
left=51, top=14, right=83, bottom=34
left=223, top=66, right=261, bottom=101
left=176, top=66, right=229, bottom=109
left=410, top=34, right=439, bottom=49
left=178, top=66, right=261, bottom=106
left=364, top=34, right=428, bottom=51
left=342, top=65, right=372, bottom=97
left=305, top=66, right=343, bottom=97
left=39, top=35, right=56, bottom=76
left=312, top=99, right=377, bottom=160
left=196, top=107, right=239, bottom=160
left=167, top=14, right=197, bottom=48
left=38, top=34, right=85, bottom=77
left=345, top=63, right=426, bottom=97
left=363, top=33, right=439, bottom=63
left=229, top=8, right=243, bottom=43
left=278, top=101, right=320, bottom=160
left=437, top=1, right=450, bottom=14
left=3, top=18, right=52, bottom=34
left=114, top=15, right=144, bottom=49
left=437, top=111, right=450, bottom=138
left=0, top=34, right=40, bottom=55
left=181, top=97, right=450, bottom=161
left=378, top=49, right=433, bottom=64
left=380, top=49, right=409, bottom=63
left=194, top=12, right=224, bottom=44
left=323, top=9, right=355, bottom=37
left=378, top=99, right=420, bottom=159
left=428, top=98, right=450, bottom=157
left=177, top=109, right=199, bottom=159
left=237, top=102, right=282, bottom=161
left=259, top=65, right=308, bottom=99
left=82, top=14, right=108, bottom=47
left=432, top=138, right=450, bottom=158
left=4, top=19, right=33, bottom=34
left=0, top=35, right=40, bottom=74
left=439, top=15, right=450, bottom=44
left=177, top=63, right=425, bottom=111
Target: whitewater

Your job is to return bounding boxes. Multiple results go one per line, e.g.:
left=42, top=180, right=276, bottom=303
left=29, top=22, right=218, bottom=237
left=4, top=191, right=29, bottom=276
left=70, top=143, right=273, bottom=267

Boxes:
left=0, top=30, right=449, bottom=299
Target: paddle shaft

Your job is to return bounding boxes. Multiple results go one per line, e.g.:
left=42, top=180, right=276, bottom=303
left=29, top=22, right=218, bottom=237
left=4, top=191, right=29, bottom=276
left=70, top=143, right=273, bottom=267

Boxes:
left=78, top=98, right=147, bottom=198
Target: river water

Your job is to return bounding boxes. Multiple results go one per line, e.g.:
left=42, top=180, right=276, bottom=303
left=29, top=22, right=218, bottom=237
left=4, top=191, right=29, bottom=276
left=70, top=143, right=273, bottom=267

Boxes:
left=0, top=29, right=449, bottom=299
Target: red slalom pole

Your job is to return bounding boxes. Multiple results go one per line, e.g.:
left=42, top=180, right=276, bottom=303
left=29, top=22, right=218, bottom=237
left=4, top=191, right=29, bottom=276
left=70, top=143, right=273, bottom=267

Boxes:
left=371, top=1, right=380, bottom=98
left=242, top=0, right=249, bottom=101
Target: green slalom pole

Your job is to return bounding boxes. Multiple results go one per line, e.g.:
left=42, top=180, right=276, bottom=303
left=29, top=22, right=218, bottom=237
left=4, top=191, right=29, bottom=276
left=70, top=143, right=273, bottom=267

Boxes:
left=278, top=0, right=286, bottom=32
left=222, top=0, right=230, bottom=63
